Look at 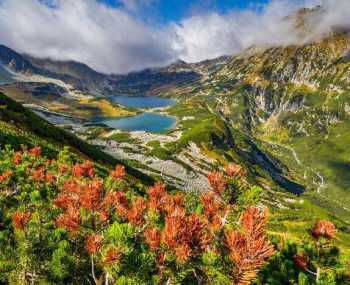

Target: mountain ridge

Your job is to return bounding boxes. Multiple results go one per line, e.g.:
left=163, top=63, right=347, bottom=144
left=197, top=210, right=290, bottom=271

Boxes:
left=0, top=44, right=204, bottom=97
left=1, top=6, right=350, bottom=283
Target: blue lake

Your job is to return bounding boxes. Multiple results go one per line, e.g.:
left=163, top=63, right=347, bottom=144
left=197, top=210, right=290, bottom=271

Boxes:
left=90, top=112, right=176, bottom=133
left=89, top=96, right=177, bottom=133
left=0, top=76, right=11, bottom=85
left=0, top=79, right=11, bottom=85
left=111, top=96, right=175, bottom=109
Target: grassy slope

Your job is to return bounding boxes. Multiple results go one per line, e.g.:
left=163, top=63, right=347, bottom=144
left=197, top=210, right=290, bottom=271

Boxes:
left=175, top=33, right=350, bottom=220
left=168, top=97, right=350, bottom=260
left=173, top=99, right=350, bottom=259
left=0, top=84, right=136, bottom=119
left=0, top=92, right=154, bottom=185
left=118, top=34, right=350, bottom=260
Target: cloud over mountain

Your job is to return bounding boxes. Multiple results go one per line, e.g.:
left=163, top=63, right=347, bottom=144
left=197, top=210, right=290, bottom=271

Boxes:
left=173, top=0, right=350, bottom=62
left=0, top=0, right=349, bottom=74
left=0, top=0, right=176, bottom=73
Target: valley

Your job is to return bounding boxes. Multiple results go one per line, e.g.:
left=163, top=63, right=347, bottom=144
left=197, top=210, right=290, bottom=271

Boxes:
left=1, top=31, right=349, bottom=220
left=2, top=2, right=350, bottom=283
left=1, top=24, right=350, bottom=262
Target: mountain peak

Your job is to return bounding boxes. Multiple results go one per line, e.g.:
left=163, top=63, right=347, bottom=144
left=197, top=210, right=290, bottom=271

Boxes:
left=25, top=55, right=105, bottom=81
left=0, top=44, right=36, bottom=73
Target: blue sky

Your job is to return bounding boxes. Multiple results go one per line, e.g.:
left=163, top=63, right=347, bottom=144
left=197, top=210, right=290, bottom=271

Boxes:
left=102, top=0, right=270, bottom=23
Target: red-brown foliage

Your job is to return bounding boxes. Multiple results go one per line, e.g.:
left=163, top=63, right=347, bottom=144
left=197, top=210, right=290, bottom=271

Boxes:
left=55, top=207, right=81, bottom=234
left=144, top=228, right=161, bottom=251
left=148, top=182, right=166, bottom=199
left=175, top=244, right=192, bottom=263
left=160, top=194, right=183, bottom=214
left=13, top=152, right=22, bottom=165
left=161, top=208, right=211, bottom=263
left=127, top=197, right=146, bottom=226
left=79, top=180, right=103, bottom=211
left=12, top=211, right=31, bottom=230
left=104, top=248, right=121, bottom=265
left=72, top=164, right=84, bottom=178
left=200, top=192, right=221, bottom=218
left=156, top=252, right=166, bottom=266
left=71, top=160, right=94, bottom=178
left=54, top=193, right=76, bottom=210
left=58, top=164, right=69, bottom=175
left=62, top=179, right=80, bottom=194
left=53, top=161, right=116, bottom=235
left=55, top=178, right=105, bottom=214
left=162, top=207, right=186, bottom=248
left=207, top=171, right=226, bottom=195
left=103, top=191, right=129, bottom=219
left=45, top=172, right=56, bottom=184
left=85, top=234, right=102, bottom=255
left=110, top=165, right=125, bottom=180
left=32, top=167, right=45, bottom=182
left=81, top=160, right=94, bottom=177
left=225, top=207, right=274, bottom=285
left=54, top=180, right=81, bottom=210
left=311, top=220, right=336, bottom=240
left=186, top=213, right=212, bottom=250
left=15, top=147, right=274, bottom=280
left=116, top=205, right=128, bottom=220
left=29, top=146, right=41, bottom=157
left=207, top=213, right=223, bottom=232
left=145, top=182, right=184, bottom=215
left=173, top=193, right=183, bottom=205
left=97, top=210, right=109, bottom=222
left=225, top=163, right=246, bottom=178
left=158, top=194, right=173, bottom=213
left=0, top=170, right=12, bottom=182
left=200, top=192, right=226, bottom=232
left=103, top=191, right=128, bottom=208
left=293, top=254, right=308, bottom=271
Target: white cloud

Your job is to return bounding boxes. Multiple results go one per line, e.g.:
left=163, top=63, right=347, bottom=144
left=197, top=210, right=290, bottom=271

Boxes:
left=0, top=0, right=176, bottom=73
left=0, top=0, right=349, bottom=74
left=173, top=0, right=350, bottom=63
left=305, top=0, right=350, bottom=40
left=118, top=0, right=155, bottom=11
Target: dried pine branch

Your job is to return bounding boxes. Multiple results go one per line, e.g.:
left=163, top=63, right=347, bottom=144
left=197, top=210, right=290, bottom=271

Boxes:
left=225, top=207, right=274, bottom=285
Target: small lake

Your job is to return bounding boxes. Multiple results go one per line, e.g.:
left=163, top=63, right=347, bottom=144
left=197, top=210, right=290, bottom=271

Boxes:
left=0, top=79, right=12, bottom=85
left=89, top=96, right=177, bottom=133
left=0, top=76, right=11, bottom=85
left=111, top=96, right=175, bottom=109
left=90, top=112, right=176, bottom=133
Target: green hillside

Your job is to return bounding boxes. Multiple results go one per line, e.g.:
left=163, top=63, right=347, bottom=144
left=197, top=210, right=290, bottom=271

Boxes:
left=0, top=22, right=350, bottom=285
left=158, top=32, right=350, bottom=221
left=0, top=92, right=154, bottom=185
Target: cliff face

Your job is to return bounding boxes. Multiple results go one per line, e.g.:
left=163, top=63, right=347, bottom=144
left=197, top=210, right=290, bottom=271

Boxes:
left=205, top=33, right=349, bottom=129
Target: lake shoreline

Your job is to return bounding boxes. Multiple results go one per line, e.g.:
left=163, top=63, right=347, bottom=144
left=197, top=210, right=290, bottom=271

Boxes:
left=86, top=95, right=178, bottom=133
left=88, top=112, right=177, bottom=133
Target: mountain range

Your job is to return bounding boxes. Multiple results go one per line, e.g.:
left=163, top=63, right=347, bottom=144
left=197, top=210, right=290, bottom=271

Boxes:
left=0, top=5, right=350, bottom=284
left=1, top=10, right=350, bottom=218
left=0, top=43, right=202, bottom=96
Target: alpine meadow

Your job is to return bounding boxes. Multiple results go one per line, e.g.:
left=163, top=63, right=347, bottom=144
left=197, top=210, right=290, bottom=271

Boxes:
left=0, top=1, right=350, bottom=284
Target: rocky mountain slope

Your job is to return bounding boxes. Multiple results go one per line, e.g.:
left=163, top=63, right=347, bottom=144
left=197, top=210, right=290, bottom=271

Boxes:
left=0, top=6, right=350, bottom=241
left=0, top=44, right=203, bottom=97
left=156, top=31, right=350, bottom=222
